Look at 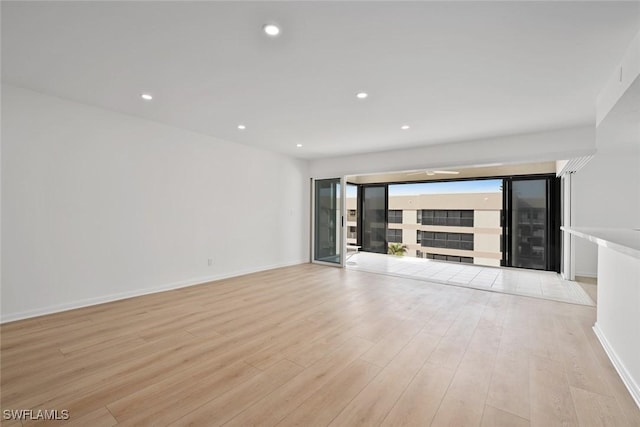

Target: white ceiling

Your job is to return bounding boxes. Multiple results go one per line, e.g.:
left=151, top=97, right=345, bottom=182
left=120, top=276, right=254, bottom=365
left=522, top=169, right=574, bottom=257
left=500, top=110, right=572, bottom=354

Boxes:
left=2, top=1, right=639, bottom=159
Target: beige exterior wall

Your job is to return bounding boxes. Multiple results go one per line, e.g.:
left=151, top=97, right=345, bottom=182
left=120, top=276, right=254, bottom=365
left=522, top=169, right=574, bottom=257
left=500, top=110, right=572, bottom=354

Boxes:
left=474, top=210, right=501, bottom=228
left=402, top=209, right=418, bottom=225
left=402, top=228, right=418, bottom=246
left=474, top=233, right=502, bottom=254
left=346, top=199, right=358, bottom=244
left=473, top=257, right=501, bottom=267
left=345, top=192, right=502, bottom=266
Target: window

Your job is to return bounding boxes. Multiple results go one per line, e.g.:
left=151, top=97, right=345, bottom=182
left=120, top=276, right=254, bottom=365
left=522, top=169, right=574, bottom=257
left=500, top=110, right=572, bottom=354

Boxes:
left=387, top=229, right=403, bottom=243
left=416, top=210, right=422, bottom=224
left=416, top=230, right=422, bottom=244
left=426, top=253, right=474, bottom=264
left=416, top=250, right=424, bottom=258
left=347, top=226, right=357, bottom=239
left=388, top=210, right=403, bottom=224
left=421, top=210, right=474, bottom=227
left=422, top=232, right=474, bottom=251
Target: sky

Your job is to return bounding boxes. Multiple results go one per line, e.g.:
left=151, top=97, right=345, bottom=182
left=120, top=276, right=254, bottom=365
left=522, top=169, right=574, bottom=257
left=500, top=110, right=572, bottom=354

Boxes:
left=346, top=179, right=502, bottom=197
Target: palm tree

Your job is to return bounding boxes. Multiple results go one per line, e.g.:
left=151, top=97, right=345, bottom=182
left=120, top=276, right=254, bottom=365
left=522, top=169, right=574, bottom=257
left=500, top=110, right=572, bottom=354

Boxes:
left=388, top=242, right=408, bottom=256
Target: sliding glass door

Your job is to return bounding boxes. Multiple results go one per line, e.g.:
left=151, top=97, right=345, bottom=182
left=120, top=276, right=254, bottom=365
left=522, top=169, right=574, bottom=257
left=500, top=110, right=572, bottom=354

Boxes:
left=313, top=178, right=344, bottom=265
left=360, top=185, right=387, bottom=254
left=503, top=176, right=560, bottom=271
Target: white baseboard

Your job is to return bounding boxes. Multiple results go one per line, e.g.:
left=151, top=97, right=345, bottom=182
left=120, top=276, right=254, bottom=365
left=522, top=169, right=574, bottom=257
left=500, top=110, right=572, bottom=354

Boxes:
left=1, top=259, right=308, bottom=324
left=575, top=270, right=597, bottom=279
left=593, top=323, right=640, bottom=409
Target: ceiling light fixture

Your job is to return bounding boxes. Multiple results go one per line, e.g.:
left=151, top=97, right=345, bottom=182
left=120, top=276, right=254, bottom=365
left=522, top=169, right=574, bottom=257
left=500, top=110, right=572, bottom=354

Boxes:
left=296, top=144, right=303, bottom=148
left=237, top=124, right=246, bottom=130
left=356, top=92, right=368, bottom=99
left=401, top=125, right=410, bottom=130
left=263, top=24, right=280, bottom=37
left=141, top=93, right=153, bottom=101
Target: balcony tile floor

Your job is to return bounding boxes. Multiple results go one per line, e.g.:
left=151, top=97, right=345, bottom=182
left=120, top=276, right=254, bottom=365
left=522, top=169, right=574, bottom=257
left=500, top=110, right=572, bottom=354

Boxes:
left=346, top=251, right=594, bottom=306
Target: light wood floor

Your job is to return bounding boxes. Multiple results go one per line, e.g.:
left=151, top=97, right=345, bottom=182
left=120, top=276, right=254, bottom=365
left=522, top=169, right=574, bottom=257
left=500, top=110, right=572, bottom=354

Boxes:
left=1, top=264, right=639, bottom=426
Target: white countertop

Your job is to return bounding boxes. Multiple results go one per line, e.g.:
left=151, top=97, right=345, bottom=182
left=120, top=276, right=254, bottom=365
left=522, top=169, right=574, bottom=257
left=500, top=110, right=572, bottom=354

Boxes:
left=562, top=227, right=640, bottom=259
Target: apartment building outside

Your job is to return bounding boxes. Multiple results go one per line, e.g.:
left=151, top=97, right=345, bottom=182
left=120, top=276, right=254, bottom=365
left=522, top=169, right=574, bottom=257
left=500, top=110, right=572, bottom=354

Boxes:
left=346, top=192, right=502, bottom=267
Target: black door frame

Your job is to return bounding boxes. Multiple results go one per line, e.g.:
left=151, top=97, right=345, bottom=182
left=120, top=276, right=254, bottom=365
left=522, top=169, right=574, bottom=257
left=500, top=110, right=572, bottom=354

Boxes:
left=350, top=173, right=561, bottom=272
left=502, top=174, right=561, bottom=272
left=356, top=183, right=389, bottom=254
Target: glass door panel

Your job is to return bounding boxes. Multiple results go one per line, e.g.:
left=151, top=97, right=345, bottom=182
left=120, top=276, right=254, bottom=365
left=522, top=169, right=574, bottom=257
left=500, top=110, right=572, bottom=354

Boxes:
left=313, top=178, right=343, bottom=265
left=511, top=179, right=547, bottom=269
left=361, top=185, right=387, bottom=254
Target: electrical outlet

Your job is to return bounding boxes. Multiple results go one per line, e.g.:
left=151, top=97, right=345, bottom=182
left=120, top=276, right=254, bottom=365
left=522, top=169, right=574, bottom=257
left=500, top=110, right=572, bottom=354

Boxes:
left=208, top=258, right=213, bottom=266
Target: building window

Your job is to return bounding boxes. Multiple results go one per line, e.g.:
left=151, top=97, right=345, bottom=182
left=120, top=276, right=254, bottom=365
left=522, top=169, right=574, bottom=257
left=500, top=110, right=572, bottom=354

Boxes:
left=416, top=210, right=422, bottom=224
left=388, top=210, right=403, bottom=224
left=426, top=253, right=474, bottom=264
left=387, top=229, right=403, bottom=243
left=416, top=230, right=422, bottom=244
left=421, top=210, right=474, bottom=227
left=422, top=232, right=474, bottom=251
left=416, top=250, right=424, bottom=258
left=347, top=226, right=357, bottom=239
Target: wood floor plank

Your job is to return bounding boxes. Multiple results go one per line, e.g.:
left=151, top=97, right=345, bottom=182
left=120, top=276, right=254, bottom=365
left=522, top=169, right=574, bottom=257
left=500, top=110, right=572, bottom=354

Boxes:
left=3, top=331, right=199, bottom=410
left=480, top=405, right=530, bottom=427
left=328, top=330, right=441, bottom=426
left=223, top=337, right=374, bottom=427
left=529, top=355, right=579, bottom=427
left=597, top=365, right=640, bottom=426
left=359, top=320, right=424, bottom=367
left=554, top=316, right=612, bottom=396
left=570, top=386, right=630, bottom=427
left=445, top=322, right=501, bottom=403
left=286, top=326, right=357, bottom=368
left=426, top=301, right=486, bottom=370
left=61, top=406, right=117, bottom=427
left=275, top=359, right=380, bottom=426
left=109, top=361, right=261, bottom=426
left=1, top=264, right=638, bottom=427
left=486, top=340, right=530, bottom=420
left=429, top=394, right=485, bottom=427
left=169, top=360, right=304, bottom=427
left=0, top=416, right=23, bottom=427
left=380, top=362, right=455, bottom=427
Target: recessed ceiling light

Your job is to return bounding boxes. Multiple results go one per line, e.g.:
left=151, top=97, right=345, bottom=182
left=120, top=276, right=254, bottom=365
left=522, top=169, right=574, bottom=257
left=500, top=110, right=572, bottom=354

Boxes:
left=141, top=93, right=153, bottom=101
left=263, top=24, right=280, bottom=37
left=401, top=125, right=410, bottom=130
left=356, top=92, right=368, bottom=99
left=296, top=144, right=303, bottom=148
left=237, top=124, right=246, bottom=130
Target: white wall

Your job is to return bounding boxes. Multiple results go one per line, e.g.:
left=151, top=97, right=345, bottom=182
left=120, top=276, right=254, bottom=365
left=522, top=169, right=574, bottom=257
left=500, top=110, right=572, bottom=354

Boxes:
left=1, top=85, right=309, bottom=322
left=597, top=31, right=640, bottom=125
left=310, top=125, right=595, bottom=178
left=572, top=148, right=640, bottom=277
left=573, top=30, right=640, bottom=277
